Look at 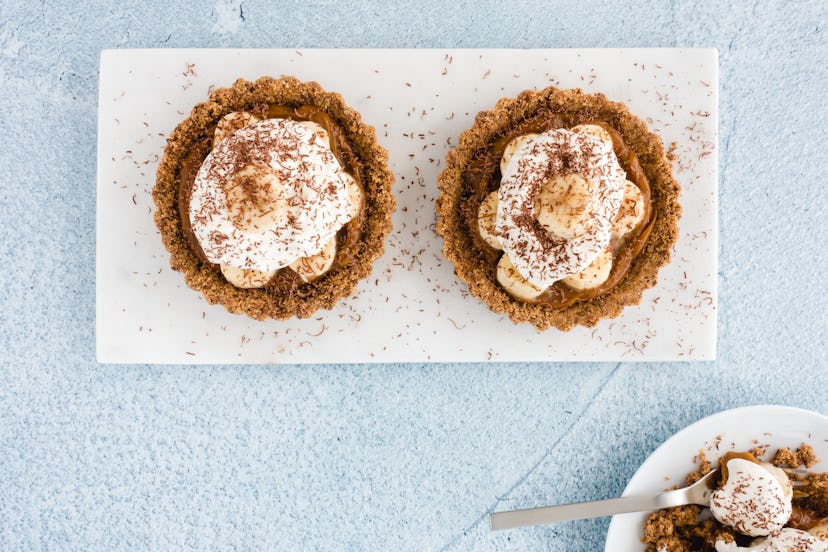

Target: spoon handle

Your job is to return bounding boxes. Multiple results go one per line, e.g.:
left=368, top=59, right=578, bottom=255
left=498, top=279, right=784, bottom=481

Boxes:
left=489, top=493, right=679, bottom=530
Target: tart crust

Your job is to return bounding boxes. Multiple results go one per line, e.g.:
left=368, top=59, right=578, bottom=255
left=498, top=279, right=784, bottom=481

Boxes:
left=153, top=76, right=395, bottom=320
left=436, top=87, right=681, bottom=331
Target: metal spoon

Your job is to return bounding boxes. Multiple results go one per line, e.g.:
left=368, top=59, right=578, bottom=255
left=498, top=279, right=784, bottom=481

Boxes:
left=490, top=469, right=718, bottom=531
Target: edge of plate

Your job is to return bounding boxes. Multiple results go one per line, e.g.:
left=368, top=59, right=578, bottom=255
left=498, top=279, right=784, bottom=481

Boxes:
left=604, top=404, right=828, bottom=550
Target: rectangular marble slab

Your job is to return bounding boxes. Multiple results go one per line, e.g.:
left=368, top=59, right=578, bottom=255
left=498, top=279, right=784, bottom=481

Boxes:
left=96, top=48, right=718, bottom=363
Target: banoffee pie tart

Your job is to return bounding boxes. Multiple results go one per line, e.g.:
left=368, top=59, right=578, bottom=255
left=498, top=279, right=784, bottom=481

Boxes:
left=154, top=77, right=395, bottom=320
left=436, top=87, right=681, bottom=331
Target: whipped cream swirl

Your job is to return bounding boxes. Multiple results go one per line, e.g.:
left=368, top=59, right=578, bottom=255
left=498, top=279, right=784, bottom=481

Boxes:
left=189, top=118, right=353, bottom=273
left=495, top=128, right=625, bottom=288
left=710, top=459, right=793, bottom=537
left=715, top=528, right=827, bottom=552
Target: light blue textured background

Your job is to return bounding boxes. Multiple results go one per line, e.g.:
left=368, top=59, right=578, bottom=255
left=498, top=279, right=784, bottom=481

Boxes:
left=0, top=1, right=826, bottom=550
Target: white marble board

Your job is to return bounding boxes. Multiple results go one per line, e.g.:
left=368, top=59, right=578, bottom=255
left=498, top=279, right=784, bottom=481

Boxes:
left=96, top=48, right=718, bottom=364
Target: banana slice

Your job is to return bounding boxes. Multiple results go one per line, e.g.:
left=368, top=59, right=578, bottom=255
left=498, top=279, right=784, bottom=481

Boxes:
left=809, top=521, right=828, bottom=542
left=298, top=120, right=330, bottom=147
left=562, top=248, right=613, bottom=290
left=497, top=254, right=545, bottom=301
left=343, top=173, right=363, bottom=221
left=534, top=173, right=599, bottom=240
left=500, top=133, right=539, bottom=174
left=760, top=463, right=793, bottom=498
left=477, top=190, right=503, bottom=250
left=304, top=121, right=358, bottom=219
left=612, top=180, right=645, bottom=238
left=214, top=111, right=260, bottom=146
left=224, top=164, right=288, bottom=233
left=220, top=264, right=277, bottom=288
left=289, top=236, right=337, bottom=283
left=570, top=124, right=613, bottom=148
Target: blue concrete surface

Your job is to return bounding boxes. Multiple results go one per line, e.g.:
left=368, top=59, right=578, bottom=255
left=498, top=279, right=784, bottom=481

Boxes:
left=0, top=1, right=826, bottom=550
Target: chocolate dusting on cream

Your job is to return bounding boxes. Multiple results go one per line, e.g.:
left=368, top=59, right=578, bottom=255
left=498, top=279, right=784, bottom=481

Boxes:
left=496, top=129, right=625, bottom=288
left=190, top=118, right=353, bottom=273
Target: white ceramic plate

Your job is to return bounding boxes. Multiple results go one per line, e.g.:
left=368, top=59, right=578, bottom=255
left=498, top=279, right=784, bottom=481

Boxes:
left=604, top=405, right=828, bottom=551
left=96, top=48, right=718, bottom=364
